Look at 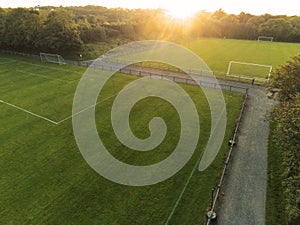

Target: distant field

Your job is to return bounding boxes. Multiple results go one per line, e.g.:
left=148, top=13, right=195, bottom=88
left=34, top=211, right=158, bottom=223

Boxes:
left=0, top=54, right=243, bottom=224
left=183, top=38, right=300, bottom=76
left=106, top=38, right=300, bottom=80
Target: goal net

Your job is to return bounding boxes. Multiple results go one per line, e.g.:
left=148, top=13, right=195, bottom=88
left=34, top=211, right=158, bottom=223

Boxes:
left=40, top=53, right=65, bottom=65
left=226, top=61, right=272, bottom=81
left=257, top=36, right=274, bottom=42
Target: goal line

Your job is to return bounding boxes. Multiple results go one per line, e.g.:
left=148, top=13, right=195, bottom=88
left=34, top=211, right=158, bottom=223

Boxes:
left=226, top=61, right=272, bottom=82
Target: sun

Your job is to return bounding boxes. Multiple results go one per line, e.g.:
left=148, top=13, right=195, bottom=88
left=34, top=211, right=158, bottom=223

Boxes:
left=165, top=6, right=197, bottom=20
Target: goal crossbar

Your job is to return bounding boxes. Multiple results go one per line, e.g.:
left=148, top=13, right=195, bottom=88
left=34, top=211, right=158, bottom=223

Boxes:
left=258, top=36, right=273, bottom=42
left=40, top=53, right=65, bottom=65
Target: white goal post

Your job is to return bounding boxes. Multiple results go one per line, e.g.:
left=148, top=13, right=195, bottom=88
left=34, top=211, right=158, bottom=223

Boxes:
left=226, top=61, right=273, bottom=82
left=40, top=53, right=65, bottom=65
left=257, top=36, right=274, bottom=42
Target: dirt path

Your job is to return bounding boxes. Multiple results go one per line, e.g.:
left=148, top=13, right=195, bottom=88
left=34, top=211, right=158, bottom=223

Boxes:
left=216, top=86, right=277, bottom=225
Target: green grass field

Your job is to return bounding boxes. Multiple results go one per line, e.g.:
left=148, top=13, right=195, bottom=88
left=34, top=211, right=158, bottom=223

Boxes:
left=0, top=54, right=243, bottom=224
left=108, top=38, right=300, bottom=80
left=183, top=38, right=300, bottom=77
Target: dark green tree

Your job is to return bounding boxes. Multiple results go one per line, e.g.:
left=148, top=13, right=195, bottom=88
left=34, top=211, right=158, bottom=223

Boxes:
left=272, top=94, right=300, bottom=224
left=39, top=9, right=83, bottom=54
left=270, top=55, right=300, bottom=225
left=271, top=55, right=300, bottom=101
left=0, top=8, right=7, bottom=47
left=258, top=18, right=293, bottom=41
left=1, top=8, right=41, bottom=51
left=289, top=17, right=300, bottom=42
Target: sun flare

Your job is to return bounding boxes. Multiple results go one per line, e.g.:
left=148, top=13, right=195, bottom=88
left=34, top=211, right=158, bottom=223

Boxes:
left=165, top=6, right=197, bottom=20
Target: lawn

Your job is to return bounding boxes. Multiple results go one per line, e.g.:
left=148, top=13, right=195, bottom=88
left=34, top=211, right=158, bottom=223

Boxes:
left=107, top=38, right=300, bottom=80
left=183, top=38, right=300, bottom=76
left=0, top=54, right=243, bottom=224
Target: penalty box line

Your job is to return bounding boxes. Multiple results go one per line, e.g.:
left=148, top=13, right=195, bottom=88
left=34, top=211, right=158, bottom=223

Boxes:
left=56, top=94, right=117, bottom=124
left=0, top=60, right=17, bottom=65
left=1, top=81, right=136, bottom=125
left=15, top=70, right=76, bottom=83
left=165, top=147, right=206, bottom=225
left=56, top=83, right=137, bottom=124
left=0, top=56, right=82, bottom=75
left=0, top=100, right=58, bottom=125
left=0, top=93, right=118, bottom=125
left=17, top=60, right=83, bottom=74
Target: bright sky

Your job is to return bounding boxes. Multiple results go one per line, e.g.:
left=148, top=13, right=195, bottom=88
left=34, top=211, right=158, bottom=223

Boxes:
left=1, top=0, right=299, bottom=17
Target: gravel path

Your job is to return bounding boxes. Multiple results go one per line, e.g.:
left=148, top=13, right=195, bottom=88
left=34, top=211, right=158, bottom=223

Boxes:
left=216, top=86, right=277, bottom=225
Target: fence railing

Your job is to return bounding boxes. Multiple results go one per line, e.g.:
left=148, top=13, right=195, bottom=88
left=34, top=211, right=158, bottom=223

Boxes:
left=104, top=57, right=270, bottom=85
left=225, top=74, right=269, bottom=84
left=1, top=50, right=248, bottom=94
left=1, top=50, right=269, bottom=86
left=0, top=49, right=40, bottom=60
left=204, top=92, right=248, bottom=225
left=91, top=62, right=249, bottom=94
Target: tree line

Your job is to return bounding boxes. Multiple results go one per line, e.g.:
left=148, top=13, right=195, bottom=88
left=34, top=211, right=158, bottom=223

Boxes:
left=268, top=55, right=300, bottom=225
left=192, top=9, right=300, bottom=42
left=0, top=6, right=300, bottom=56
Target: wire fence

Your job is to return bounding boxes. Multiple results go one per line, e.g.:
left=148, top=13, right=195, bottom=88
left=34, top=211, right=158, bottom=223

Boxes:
left=204, top=92, right=248, bottom=225
left=0, top=50, right=269, bottom=86
left=0, top=49, right=40, bottom=60
left=83, top=60, right=249, bottom=94
left=0, top=50, right=249, bottom=94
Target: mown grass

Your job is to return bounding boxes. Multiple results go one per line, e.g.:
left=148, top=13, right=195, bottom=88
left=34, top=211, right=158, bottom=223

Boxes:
left=105, top=38, right=300, bottom=80
left=183, top=38, right=300, bottom=76
left=0, top=54, right=243, bottom=224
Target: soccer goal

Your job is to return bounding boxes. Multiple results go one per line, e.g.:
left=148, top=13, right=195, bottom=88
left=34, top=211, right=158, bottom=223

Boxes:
left=40, top=53, right=65, bottom=65
left=257, top=36, right=274, bottom=42
left=226, top=61, right=272, bottom=83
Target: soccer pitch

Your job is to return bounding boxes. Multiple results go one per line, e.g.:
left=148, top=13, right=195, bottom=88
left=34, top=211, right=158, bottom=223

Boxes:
left=0, top=54, right=243, bottom=224
left=109, top=38, right=300, bottom=83
left=183, top=38, right=300, bottom=78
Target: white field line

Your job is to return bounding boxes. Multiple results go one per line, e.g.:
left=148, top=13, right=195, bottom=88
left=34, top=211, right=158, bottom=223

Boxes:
left=0, top=57, right=16, bottom=61
left=56, top=94, right=116, bottom=124
left=17, top=61, right=83, bottom=74
left=0, top=100, right=58, bottom=125
left=15, top=70, right=72, bottom=83
left=0, top=60, right=16, bottom=65
left=0, top=92, right=118, bottom=125
left=165, top=150, right=205, bottom=225
left=1, top=80, right=135, bottom=125
left=67, top=78, right=82, bottom=83
left=0, top=56, right=82, bottom=75
left=57, top=83, right=137, bottom=124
